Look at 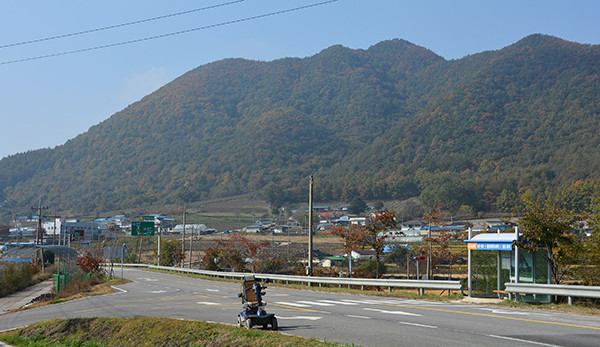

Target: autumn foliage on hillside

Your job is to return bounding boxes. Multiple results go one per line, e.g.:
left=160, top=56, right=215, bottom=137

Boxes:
left=2, top=35, right=600, bottom=220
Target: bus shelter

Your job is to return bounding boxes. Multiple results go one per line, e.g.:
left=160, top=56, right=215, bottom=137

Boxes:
left=464, top=227, right=550, bottom=302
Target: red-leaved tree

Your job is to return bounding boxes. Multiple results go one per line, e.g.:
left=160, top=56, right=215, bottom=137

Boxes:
left=325, top=224, right=365, bottom=277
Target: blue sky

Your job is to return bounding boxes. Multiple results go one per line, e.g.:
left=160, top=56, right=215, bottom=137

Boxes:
left=1, top=0, right=599, bottom=159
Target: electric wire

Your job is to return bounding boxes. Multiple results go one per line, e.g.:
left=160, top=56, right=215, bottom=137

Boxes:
left=0, top=0, right=338, bottom=66
left=0, top=0, right=245, bottom=49
left=0, top=189, right=19, bottom=208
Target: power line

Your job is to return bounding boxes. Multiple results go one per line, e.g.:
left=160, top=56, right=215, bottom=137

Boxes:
left=0, top=0, right=246, bottom=49
left=0, top=0, right=338, bottom=66
left=0, top=190, right=18, bottom=208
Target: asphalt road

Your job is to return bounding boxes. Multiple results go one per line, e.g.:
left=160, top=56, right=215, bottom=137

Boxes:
left=2, top=268, right=600, bottom=346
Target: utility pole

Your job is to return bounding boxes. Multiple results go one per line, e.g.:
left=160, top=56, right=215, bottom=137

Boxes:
left=307, top=175, right=314, bottom=276
left=182, top=206, right=187, bottom=267
left=157, top=222, right=162, bottom=266
left=31, top=199, right=48, bottom=245
left=427, top=217, right=432, bottom=279
left=189, top=225, right=194, bottom=268
left=53, top=215, right=57, bottom=245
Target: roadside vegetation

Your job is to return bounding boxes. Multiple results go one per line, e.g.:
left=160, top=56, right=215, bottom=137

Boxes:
left=0, top=260, right=53, bottom=298
left=2, top=251, right=124, bottom=311
left=0, top=317, right=346, bottom=347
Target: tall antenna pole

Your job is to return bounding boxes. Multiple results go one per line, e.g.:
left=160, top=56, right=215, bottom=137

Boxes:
left=307, top=175, right=314, bottom=276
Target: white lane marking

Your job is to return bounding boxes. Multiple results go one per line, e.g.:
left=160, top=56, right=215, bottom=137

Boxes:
left=318, top=300, right=359, bottom=305
left=205, top=289, right=219, bottom=292
left=480, top=308, right=529, bottom=315
left=149, top=290, right=166, bottom=293
left=296, top=300, right=334, bottom=306
left=399, top=321, right=437, bottom=329
left=276, top=316, right=322, bottom=321
left=111, top=286, right=127, bottom=293
left=488, top=335, right=561, bottom=346
left=197, top=302, right=221, bottom=305
left=347, top=315, right=372, bottom=319
left=275, top=301, right=311, bottom=307
left=139, top=277, right=158, bottom=282
left=364, top=307, right=421, bottom=316
left=341, top=299, right=382, bottom=304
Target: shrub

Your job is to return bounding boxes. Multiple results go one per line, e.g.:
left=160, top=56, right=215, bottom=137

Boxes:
left=0, top=262, right=32, bottom=297
left=357, top=259, right=387, bottom=278
left=76, top=252, right=102, bottom=273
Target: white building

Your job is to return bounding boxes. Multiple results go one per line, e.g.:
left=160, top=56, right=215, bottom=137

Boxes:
left=42, top=219, right=102, bottom=244
left=172, top=224, right=207, bottom=234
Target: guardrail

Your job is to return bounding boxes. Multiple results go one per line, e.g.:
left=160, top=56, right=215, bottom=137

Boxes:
left=114, top=264, right=462, bottom=295
left=504, top=283, right=600, bottom=305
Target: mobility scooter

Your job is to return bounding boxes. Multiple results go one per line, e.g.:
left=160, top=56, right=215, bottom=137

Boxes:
left=237, top=275, right=278, bottom=330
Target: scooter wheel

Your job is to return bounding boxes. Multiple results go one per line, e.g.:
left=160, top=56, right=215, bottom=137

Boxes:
left=271, top=317, right=278, bottom=331
left=237, top=315, right=243, bottom=328
left=245, top=318, right=253, bottom=329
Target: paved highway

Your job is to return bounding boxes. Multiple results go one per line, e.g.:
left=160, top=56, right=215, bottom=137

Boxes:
left=2, top=268, right=600, bottom=346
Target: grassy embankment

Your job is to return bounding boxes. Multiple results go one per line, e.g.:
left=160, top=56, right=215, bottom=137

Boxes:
left=0, top=317, right=346, bottom=347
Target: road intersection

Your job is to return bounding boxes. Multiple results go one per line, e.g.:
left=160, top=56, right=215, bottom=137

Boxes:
left=2, top=268, right=600, bottom=346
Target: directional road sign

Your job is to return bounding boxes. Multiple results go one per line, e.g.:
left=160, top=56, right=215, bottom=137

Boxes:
left=131, top=221, right=155, bottom=236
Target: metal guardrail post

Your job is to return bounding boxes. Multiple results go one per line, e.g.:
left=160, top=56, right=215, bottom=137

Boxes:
left=504, top=282, right=600, bottom=305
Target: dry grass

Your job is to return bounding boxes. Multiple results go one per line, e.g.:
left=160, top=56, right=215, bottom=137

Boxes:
left=0, top=317, right=347, bottom=347
left=23, top=276, right=129, bottom=309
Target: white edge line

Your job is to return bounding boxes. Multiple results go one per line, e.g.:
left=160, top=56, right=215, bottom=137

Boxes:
left=0, top=326, right=25, bottom=333
left=346, top=315, right=372, bottom=319
left=488, top=334, right=561, bottom=346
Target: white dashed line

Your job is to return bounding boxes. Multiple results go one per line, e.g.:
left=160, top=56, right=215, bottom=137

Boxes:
left=399, top=321, right=437, bottom=329
left=276, top=316, right=322, bottom=321
left=347, top=315, right=372, bottom=319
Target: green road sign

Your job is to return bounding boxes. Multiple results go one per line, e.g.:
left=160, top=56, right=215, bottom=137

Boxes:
left=131, top=221, right=155, bottom=236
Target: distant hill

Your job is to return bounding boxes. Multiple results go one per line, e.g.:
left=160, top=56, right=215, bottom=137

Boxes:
left=1, top=34, right=600, bottom=219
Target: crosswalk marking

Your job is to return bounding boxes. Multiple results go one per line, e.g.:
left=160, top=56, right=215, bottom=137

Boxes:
left=318, top=300, right=359, bottom=305
left=339, top=299, right=381, bottom=305
left=296, top=300, right=335, bottom=306
left=275, top=301, right=311, bottom=307
left=364, top=307, right=421, bottom=317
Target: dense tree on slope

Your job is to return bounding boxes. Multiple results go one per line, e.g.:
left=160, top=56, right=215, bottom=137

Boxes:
left=517, top=197, right=582, bottom=284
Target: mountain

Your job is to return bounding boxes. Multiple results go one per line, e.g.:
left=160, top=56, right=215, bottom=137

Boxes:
left=1, top=34, right=600, bottom=218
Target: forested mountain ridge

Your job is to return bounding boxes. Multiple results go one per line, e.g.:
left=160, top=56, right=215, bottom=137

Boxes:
left=1, top=34, right=600, bottom=218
